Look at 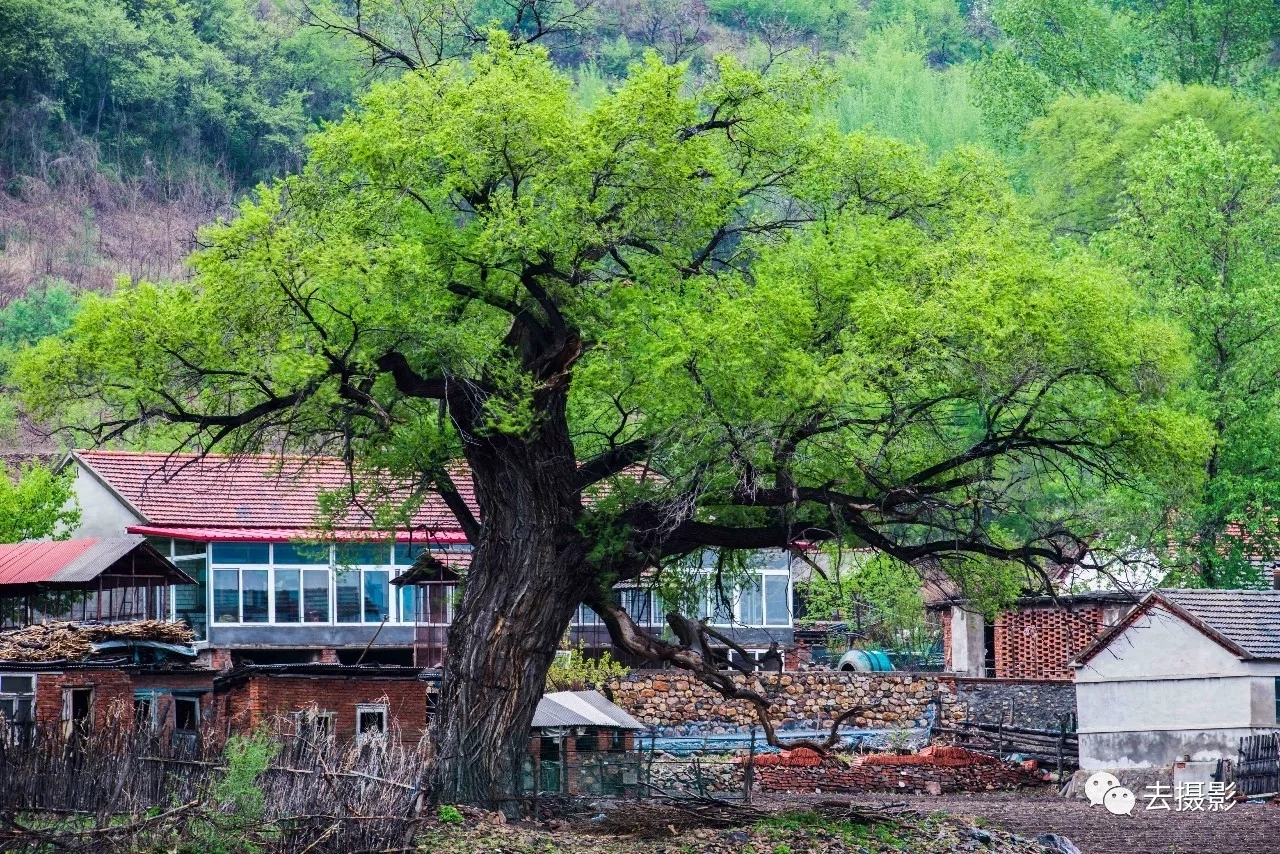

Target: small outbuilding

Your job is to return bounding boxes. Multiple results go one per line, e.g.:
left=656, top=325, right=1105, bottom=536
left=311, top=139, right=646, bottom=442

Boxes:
left=528, top=690, right=645, bottom=796
left=1073, top=589, right=1280, bottom=771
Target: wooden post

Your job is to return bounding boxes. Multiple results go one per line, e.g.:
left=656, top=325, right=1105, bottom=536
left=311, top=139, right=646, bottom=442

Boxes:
left=1056, top=717, right=1066, bottom=784
left=745, top=725, right=757, bottom=804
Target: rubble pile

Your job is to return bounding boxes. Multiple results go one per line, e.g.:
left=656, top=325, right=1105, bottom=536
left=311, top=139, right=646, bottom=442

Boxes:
left=0, top=621, right=195, bottom=662
left=755, top=744, right=1045, bottom=794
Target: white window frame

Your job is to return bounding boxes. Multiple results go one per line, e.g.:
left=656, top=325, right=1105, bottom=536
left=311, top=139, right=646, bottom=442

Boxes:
left=356, top=703, right=389, bottom=744
left=0, top=673, right=36, bottom=731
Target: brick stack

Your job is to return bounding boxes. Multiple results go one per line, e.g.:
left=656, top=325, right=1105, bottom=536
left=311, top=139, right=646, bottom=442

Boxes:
left=993, top=606, right=1106, bottom=680
left=756, top=746, right=1042, bottom=794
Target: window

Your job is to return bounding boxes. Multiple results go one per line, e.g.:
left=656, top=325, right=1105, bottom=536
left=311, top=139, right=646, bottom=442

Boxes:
left=274, top=543, right=330, bottom=564
left=739, top=579, right=764, bottom=625
left=423, top=584, right=455, bottom=625
left=576, top=729, right=597, bottom=753
left=337, top=543, right=391, bottom=566
left=622, top=589, right=652, bottom=625
left=242, top=570, right=269, bottom=623
left=274, top=569, right=301, bottom=623
left=292, top=710, right=336, bottom=743
left=0, top=675, right=35, bottom=734
left=213, top=570, right=240, bottom=622
left=174, top=697, right=200, bottom=733
left=1274, top=677, right=1280, bottom=725
left=356, top=704, right=388, bottom=744
left=364, top=570, right=390, bottom=622
left=134, top=696, right=153, bottom=730
left=336, top=569, right=362, bottom=623
left=63, top=687, right=93, bottom=738
left=212, top=543, right=270, bottom=564
left=303, top=569, right=330, bottom=622
left=764, top=575, right=790, bottom=626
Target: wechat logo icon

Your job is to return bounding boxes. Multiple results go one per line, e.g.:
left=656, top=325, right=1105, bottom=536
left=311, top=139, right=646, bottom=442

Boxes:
left=1085, top=771, right=1136, bottom=816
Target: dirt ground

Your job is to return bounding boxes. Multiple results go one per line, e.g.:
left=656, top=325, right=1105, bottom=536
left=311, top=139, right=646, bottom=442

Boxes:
left=844, top=791, right=1280, bottom=854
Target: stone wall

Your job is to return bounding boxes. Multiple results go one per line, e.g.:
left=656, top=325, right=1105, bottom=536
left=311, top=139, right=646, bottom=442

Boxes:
left=610, top=671, right=961, bottom=730
left=952, top=677, right=1077, bottom=729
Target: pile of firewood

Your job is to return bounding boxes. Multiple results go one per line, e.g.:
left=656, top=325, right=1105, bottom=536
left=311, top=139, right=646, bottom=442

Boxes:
left=0, top=620, right=195, bottom=662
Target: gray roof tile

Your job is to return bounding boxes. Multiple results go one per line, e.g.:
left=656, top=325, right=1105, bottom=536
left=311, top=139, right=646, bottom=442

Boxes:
left=1159, top=588, right=1280, bottom=659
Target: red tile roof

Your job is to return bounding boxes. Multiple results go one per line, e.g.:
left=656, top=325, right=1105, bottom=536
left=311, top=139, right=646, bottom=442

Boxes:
left=0, top=536, right=195, bottom=586
left=73, top=450, right=473, bottom=541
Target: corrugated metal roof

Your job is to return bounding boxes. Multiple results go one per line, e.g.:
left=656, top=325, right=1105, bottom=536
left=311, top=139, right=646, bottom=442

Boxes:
left=0, top=536, right=195, bottom=586
left=1159, top=589, right=1280, bottom=659
left=532, top=691, right=645, bottom=730
left=74, top=450, right=474, bottom=536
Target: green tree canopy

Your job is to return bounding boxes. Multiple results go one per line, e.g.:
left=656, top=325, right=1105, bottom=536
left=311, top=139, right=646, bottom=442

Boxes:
left=0, top=464, right=79, bottom=543
left=1107, top=119, right=1280, bottom=587
left=17, top=40, right=1205, bottom=808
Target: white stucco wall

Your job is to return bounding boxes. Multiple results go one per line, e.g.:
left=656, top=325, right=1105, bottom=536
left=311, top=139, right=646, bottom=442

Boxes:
left=67, top=461, right=143, bottom=538
left=950, top=608, right=985, bottom=675
left=1075, top=604, right=1280, bottom=769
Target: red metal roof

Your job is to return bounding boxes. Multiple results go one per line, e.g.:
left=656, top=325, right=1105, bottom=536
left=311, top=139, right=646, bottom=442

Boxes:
left=74, top=450, right=474, bottom=540
left=125, top=525, right=469, bottom=545
left=0, top=536, right=195, bottom=586
left=0, top=539, right=97, bottom=584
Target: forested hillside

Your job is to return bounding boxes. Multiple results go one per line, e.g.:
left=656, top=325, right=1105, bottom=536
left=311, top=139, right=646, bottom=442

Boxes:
left=6, top=0, right=1280, bottom=586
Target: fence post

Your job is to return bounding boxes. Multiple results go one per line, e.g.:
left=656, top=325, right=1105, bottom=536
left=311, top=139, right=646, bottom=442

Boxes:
left=744, top=725, right=756, bottom=804
left=1056, top=717, right=1066, bottom=784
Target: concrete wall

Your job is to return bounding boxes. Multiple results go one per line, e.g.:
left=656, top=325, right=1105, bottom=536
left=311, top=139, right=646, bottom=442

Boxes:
left=950, top=609, right=985, bottom=675
left=68, top=462, right=143, bottom=538
left=1075, top=604, right=1280, bottom=769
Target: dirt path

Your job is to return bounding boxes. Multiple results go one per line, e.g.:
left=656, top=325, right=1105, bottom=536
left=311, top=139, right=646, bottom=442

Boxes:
left=808, top=792, right=1280, bottom=854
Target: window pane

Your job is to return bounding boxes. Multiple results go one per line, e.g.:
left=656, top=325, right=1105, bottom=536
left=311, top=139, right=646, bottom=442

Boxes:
left=0, top=676, right=33, bottom=694
left=336, top=570, right=362, bottom=623
left=764, top=575, right=790, bottom=626
left=275, top=543, right=330, bottom=565
left=425, top=584, right=452, bottom=625
left=336, top=543, right=390, bottom=565
left=303, top=570, right=330, bottom=623
left=400, top=584, right=418, bottom=623
left=213, top=570, right=240, bottom=623
left=275, top=570, right=301, bottom=623
left=739, top=578, right=763, bottom=625
left=212, top=543, right=269, bottom=564
left=395, top=543, right=427, bottom=566
left=364, top=570, right=390, bottom=622
left=242, top=570, right=269, bottom=623
left=174, top=555, right=208, bottom=641
left=173, top=539, right=207, bottom=557
left=624, top=590, right=651, bottom=625
left=145, top=537, right=172, bottom=555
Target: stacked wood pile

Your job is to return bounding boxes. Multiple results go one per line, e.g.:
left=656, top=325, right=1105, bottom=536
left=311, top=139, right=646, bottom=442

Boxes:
left=0, top=620, right=195, bottom=662
left=935, top=718, right=1079, bottom=771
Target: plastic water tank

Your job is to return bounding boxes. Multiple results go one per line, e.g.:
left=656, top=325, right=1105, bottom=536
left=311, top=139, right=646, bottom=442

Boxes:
left=836, top=648, right=895, bottom=672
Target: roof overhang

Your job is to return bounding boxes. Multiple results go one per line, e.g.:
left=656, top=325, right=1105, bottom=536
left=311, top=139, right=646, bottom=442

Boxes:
left=127, top=525, right=470, bottom=545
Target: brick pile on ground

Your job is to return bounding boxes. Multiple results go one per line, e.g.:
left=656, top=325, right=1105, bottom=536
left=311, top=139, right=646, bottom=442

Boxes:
left=0, top=620, right=195, bottom=662
left=757, top=745, right=1045, bottom=795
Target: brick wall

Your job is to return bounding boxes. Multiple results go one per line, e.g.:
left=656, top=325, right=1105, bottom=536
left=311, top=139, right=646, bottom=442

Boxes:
left=993, top=606, right=1105, bottom=680
left=611, top=672, right=960, bottom=730
left=33, top=668, right=135, bottom=729
left=215, top=674, right=427, bottom=745
left=942, top=612, right=953, bottom=671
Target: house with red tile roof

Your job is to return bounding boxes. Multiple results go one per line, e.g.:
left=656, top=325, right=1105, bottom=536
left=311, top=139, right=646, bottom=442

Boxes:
left=62, top=449, right=796, bottom=671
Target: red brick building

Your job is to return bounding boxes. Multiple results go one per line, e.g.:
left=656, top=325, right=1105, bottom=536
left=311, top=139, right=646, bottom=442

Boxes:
left=933, top=592, right=1137, bottom=680
left=211, top=664, right=433, bottom=746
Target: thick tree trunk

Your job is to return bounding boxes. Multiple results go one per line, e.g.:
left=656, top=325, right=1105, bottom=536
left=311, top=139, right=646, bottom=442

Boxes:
left=422, top=396, right=593, bottom=814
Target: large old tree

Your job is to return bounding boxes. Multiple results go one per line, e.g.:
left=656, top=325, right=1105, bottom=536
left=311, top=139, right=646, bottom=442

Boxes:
left=19, top=41, right=1202, bottom=808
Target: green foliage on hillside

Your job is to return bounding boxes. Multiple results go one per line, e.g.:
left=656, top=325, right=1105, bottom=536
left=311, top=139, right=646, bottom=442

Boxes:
left=0, top=0, right=364, bottom=187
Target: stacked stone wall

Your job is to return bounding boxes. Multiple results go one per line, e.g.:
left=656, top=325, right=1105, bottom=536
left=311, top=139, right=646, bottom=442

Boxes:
left=610, top=671, right=962, bottom=730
